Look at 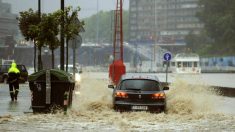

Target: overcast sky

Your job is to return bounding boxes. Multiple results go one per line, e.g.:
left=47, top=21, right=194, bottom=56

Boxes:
left=2, top=0, right=129, bottom=18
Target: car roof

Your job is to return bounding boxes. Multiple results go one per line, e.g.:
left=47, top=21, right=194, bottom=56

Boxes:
left=120, top=73, right=160, bottom=81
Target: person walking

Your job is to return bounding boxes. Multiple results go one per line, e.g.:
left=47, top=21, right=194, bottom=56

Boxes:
left=8, top=62, right=20, bottom=101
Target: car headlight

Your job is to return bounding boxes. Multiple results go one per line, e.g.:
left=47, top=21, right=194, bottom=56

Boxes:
left=75, top=73, right=81, bottom=82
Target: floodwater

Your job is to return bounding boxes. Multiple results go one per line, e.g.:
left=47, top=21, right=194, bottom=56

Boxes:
left=0, top=73, right=235, bottom=131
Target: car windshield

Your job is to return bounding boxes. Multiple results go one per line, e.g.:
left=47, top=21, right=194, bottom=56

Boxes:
left=120, top=79, right=160, bottom=91
left=17, top=65, right=27, bottom=72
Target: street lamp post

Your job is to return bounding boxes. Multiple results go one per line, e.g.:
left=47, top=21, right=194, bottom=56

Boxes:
left=38, top=0, right=41, bottom=17
left=96, top=0, right=99, bottom=45
left=60, top=0, right=65, bottom=70
left=35, top=0, right=41, bottom=72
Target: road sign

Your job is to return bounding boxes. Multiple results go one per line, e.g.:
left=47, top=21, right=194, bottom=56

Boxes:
left=163, top=52, right=171, bottom=84
left=69, top=35, right=82, bottom=49
left=163, top=52, right=172, bottom=61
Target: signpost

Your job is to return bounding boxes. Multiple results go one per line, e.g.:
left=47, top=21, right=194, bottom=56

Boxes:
left=69, top=35, right=82, bottom=78
left=163, top=52, right=172, bottom=84
left=45, top=70, right=51, bottom=104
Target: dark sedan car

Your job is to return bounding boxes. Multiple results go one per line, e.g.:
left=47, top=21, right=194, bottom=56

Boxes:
left=109, top=74, right=169, bottom=112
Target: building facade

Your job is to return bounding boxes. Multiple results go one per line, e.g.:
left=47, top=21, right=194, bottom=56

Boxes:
left=129, top=0, right=157, bottom=44
left=129, top=0, right=203, bottom=45
left=0, top=0, right=18, bottom=45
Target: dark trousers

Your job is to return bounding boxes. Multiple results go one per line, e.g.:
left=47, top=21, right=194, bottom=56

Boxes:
left=9, top=82, right=19, bottom=101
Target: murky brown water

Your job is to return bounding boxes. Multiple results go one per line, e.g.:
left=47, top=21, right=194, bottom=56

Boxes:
left=0, top=73, right=234, bottom=131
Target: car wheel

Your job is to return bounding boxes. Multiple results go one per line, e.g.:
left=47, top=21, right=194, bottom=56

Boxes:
left=114, top=105, right=123, bottom=112
left=161, top=106, right=166, bottom=113
left=114, top=105, right=119, bottom=111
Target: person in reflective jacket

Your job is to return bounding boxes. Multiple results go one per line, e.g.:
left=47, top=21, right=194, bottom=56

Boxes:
left=8, top=62, right=20, bottom=101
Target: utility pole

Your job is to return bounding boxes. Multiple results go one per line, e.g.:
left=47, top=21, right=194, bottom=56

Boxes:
left=109, top=0, right=126, bottom=85
left=113, top=0, right=124, bottom=61
left=38, top=0, right=41, bottom=31
left=151, top=44, right=153, bottom=72
left=37, top=0, right=41, bottom=71
left=95, top=0, right=99, bottom=67
left=72, top=40, right=76, bottom=78
left=60, top=0, right=65, bottom=70
left=96, top=0, right=99, bottom=45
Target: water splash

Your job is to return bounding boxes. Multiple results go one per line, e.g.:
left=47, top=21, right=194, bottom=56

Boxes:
left=166, top=78, right=220, bottom=115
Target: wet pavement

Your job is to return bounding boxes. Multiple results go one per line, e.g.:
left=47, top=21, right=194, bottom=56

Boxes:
left=0, top=83, right=32, bottom=116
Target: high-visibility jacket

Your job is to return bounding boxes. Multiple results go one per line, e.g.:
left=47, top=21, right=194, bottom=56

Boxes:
left=8, top=62, right=20, bottom=83
left=8, top=62, right=20, bottom=73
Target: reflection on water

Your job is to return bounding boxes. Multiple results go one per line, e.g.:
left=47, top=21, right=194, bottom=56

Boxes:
left=8, top=101, right=19, bottom=112
left=0, top=74, right=235, bottom=131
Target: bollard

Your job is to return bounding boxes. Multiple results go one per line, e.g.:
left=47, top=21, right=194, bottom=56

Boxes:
left=63, top=91, right=69, bottom=115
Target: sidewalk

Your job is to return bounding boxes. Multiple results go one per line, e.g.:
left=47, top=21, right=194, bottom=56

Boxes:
left=0, top=84, right=32, bottom=116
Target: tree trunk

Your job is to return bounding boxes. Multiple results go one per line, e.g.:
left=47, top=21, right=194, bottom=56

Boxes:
left=52, top=49, right=54, bottom=69
left=38, top=46, right=43, bottom=71
left=66, top=38, right=69, bottom=72
left=34, top=42, right=37, bottom=72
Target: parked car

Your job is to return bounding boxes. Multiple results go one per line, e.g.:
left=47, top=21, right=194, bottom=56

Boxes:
left=109, top=74, right=169, bottom=112
left=0, top=64, right=28, bottom=83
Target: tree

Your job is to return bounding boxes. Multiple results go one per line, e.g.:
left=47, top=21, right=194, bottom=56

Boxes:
left=38, top=12, right=61, bottom=68
left=64, top=6, right=84, bottom=72
left=185, top=31, right=211, bottom=54
left=82, top=10, right=129, bottom=43
left=18, top=9, right=40, bottom=71
left=197, top=0, right=235, bottom=55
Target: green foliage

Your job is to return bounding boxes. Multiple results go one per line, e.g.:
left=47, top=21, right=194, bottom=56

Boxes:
left=185, top=31, right=211, bottom=54
left=38, top=12, right=61, bottom=50
left=64, top=6, right=85, bottom=41
left=82, top=10, right=129, bottom=43
left=18, top=9, right=41, bottom=71
left=197, top=0, right=235, bottom=55
left=18, top=7, right=84, bottom=70
left=63, top=6, right=84, bottom=71
left=18, top=9, right=40, bottom=41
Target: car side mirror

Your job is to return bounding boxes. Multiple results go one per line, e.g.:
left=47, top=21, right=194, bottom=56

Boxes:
left=108, top=85, right=114, bottom=89
left=163, top=86, right=169, bottom=90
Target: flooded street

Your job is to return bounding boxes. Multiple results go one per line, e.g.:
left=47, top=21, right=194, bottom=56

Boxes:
left=0, top=73, right=235, bottom=131
left=1, top=0, right=235, bottom=131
